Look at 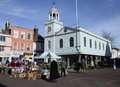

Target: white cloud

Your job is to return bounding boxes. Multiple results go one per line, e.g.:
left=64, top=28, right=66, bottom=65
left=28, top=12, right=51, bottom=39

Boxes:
left=0, top=0, right=40, bottom=20
left=0, top=0, right=12, bottom=6
left=0, top=0, right=11, bottom=4
left=1, top=8, right=40, bottom=19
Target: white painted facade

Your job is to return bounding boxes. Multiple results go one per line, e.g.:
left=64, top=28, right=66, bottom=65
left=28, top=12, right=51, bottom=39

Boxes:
left=112, top=48, right=120, bottom=59
left=44, top=6, right=111, bottom=58
left=0, top=33, right=11, bottom=63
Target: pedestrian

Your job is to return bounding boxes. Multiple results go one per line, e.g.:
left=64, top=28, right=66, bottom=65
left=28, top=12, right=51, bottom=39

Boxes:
left=81, top=58, right=86, bottom=72
left=6, top=59, right=9, bottom=66
left=49, top=60, right=60, bottom=81
left=91, top=60, right=95, bottom=69
left=60, top=62, right=66, bottom=76
left=113, top=59, right=116, bottom=70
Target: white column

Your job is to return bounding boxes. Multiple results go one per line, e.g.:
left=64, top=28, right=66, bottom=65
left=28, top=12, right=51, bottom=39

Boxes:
left=52, top=12, right=53, bottom=19
left=49, top=14, right=51, bottom=20
left=67, top=57, right=70, bottom=68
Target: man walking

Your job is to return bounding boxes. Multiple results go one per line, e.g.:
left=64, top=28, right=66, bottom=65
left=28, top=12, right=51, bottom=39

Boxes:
left=60, top=61, right=66, bottom=76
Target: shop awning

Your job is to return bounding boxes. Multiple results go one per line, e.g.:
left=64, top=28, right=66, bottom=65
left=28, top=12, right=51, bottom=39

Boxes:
left=34, top=52, right=61, bottom=62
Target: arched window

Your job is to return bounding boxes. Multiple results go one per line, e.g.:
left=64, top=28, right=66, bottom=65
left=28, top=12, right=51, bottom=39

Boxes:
left=70, top=37, right=74, bottom=47
left=99, top=42, right=101, bottom=50
left=90, top=39, right=92, bottom=48
left=53, top=13, right=56, bottom=17
left=53, top=13, right=56, bottom=19
left=103, top=43, right=104, bottom=50
left=95, top=41, right=97, bottom=49
left=59, top=39, right=63, bottom=48
left=84, top=37, right=86, bottom=47
left=48, top=40, right=51, bottom=49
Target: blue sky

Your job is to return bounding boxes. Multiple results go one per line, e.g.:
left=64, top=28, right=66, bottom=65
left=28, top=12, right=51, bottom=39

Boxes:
left=0, top=0, right=120, bottom=47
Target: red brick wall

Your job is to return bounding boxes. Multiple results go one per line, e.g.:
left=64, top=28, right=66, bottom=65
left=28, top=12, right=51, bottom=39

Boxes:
left=10, top=26, right=34, bottom=53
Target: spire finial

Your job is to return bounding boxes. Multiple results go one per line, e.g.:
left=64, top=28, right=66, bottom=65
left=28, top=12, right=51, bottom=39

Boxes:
left=5, top=17, right=10, bottom=23
left=52, top=0, right=56, bottom=7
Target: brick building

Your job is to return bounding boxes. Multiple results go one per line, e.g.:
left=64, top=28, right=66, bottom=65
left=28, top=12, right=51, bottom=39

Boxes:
left=5, top=21, right=37, bottom=61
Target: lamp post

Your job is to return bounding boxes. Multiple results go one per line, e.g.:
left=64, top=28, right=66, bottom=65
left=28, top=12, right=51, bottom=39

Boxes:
left=75, top=0, right=81, bottom=63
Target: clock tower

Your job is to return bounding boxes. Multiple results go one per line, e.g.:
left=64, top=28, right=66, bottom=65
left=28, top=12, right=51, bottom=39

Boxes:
left=45, top=4, right=63, bottom=37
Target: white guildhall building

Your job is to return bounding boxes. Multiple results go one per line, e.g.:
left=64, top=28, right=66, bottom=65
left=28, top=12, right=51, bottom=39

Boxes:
left=43, top=6, right=112, bottom=67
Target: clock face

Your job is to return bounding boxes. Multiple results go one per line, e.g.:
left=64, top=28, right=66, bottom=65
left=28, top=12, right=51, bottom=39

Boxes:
left=48, top=26, right=51, bottom=33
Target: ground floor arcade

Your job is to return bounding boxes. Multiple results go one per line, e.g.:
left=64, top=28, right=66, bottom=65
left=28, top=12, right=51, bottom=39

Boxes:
left=60, top=54, right=111, bottom=69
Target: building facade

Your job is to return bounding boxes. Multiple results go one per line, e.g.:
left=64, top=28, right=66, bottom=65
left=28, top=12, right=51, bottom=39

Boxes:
left=44, top=6, right=112, bottom=67
left=112, top=48, right=120, bottom=59
left=0, top=33, right=11, bottom=63
left=5, top=21, right=36, bottom=61
left=112, top=48, right=120, bottom=68
left=33, top=34, right=44, bottom=56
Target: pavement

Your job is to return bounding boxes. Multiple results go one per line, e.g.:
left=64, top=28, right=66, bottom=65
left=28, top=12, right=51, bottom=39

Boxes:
left=0, top=68, right=120, bottom=87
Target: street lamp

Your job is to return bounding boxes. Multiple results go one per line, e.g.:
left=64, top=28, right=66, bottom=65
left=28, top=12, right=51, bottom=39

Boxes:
left=75, top=0, right=81, bottom=63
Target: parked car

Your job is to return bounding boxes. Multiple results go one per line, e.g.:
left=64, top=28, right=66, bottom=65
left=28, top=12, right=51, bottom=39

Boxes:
left=39, top=64, right=50, bottom=79
left=40, top=68, right=50, bottom=79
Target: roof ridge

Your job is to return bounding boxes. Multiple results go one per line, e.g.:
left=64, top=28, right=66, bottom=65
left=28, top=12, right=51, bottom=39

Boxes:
left=11, top=25, right=33, bottom=30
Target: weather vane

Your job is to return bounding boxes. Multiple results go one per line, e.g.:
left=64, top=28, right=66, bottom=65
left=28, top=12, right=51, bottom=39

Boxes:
left=52, top=0, right=56, bottom=7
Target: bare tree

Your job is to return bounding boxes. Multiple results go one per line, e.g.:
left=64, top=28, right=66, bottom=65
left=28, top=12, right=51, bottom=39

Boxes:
left=101, top=31, right=115, bottom=47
